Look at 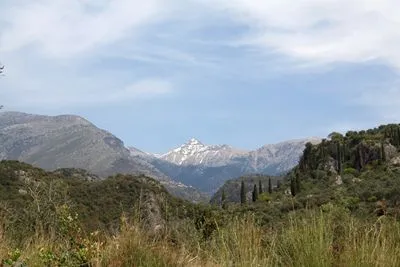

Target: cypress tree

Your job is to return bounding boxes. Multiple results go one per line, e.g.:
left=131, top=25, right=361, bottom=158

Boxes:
left=268, top=178, right=272, bottom=194
left=252, top=184, right=258, bottom=202
left=290, top=177, right=296, bottom=197
left=397, top=128, right=400, bottom=147
left=221, top=189, right=226, bottom=204
left=240, top=181, right=246, bottom=205
left=336, top=142, right=342, bottom=174
left=259, top=180, right=263, bottom=194
left=358, top=145, right=364, bottom=170
left=295, top=173, right=301, bottom=194
left=381, top=142, right=386, bottom=162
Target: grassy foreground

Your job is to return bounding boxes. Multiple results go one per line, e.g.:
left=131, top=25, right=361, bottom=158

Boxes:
left=1, top=204, right=400, bottom=267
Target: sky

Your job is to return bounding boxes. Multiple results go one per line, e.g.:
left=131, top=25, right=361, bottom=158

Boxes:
left=1, top=0, right=400, bottom=153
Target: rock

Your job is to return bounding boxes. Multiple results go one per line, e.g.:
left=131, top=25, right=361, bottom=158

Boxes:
left=390, top=156, right=400, bottom=166
left=335, top=175, right=343, bottom=185
left=18, top=189, right=27, bottom=195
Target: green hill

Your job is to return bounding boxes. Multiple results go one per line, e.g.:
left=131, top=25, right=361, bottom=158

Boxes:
left=270, top=124, right=400, bottom=217
left=0, top=161, right=202, bottom=242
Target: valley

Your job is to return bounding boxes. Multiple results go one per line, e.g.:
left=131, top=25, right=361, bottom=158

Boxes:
left=1, top=121, right=400, bottom=266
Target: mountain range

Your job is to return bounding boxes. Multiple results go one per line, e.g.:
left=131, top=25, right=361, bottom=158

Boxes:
left=0, top=111, right=320, bottom=198
left=0, top=111, right=204, bottom=201
left=130, top=137, right=321, bottom=194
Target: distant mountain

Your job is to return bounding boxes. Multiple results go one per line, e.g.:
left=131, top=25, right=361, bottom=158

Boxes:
left=0, top=111, right=205, bottom=202
left=130, top=137, right=321, bottom=194
left=159, top=138, right=248, bottom=166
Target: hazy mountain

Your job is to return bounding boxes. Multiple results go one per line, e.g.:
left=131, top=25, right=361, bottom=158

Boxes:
left=0, top=111, right=205, bottom=202
left=130, top=137, right=321, bottom=194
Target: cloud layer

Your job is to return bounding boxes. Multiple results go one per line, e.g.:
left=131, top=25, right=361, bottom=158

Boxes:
left=0, top=0, right=169, bottom=58
left=1, top=0, right=400, bottom=115
left=204, top=0, right=400, bottom=68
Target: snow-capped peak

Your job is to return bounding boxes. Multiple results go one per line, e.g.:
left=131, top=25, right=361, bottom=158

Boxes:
left=159, top=138, right=247, bottom=166
left=170, top=138, right=208, bottom=157
left=187, top=138, right=202, bottom=146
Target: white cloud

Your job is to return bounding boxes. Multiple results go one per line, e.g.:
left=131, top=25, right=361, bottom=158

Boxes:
left=202, top=0, right=400, bottom=69
left=2, top=0, right=400, bottom=113
left=0, top=0, right=169, bottom=58
left=0, top=0, right=179, bottom=110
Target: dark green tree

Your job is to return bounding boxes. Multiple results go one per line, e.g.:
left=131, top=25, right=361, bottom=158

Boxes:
left=252, top=184, right=258, bottom=202
left=299, top=142, right=313, bottom=171
left=290, top=177, right=296, bottom=197
left=240, top=181, right=246, bottom=205
left=221, top=189, right=226, bottom=204
left=258, top=180, right=263, bottom=194
left=277, top=180, right=281, bottom=189
left=268, top=178, right=272, bottom=194
left=295, top=173, right=301, bottom=194
left=397, top=128, right=400, bottom=147
left=356, top=144, right=365, bottom=171
left=381, top=142, right=386, bottom=162
left=336, top=142, right=342, bottom=173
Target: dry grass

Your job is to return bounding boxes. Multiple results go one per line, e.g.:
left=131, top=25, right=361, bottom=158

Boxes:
left=2, top=206, right=400, bottom=266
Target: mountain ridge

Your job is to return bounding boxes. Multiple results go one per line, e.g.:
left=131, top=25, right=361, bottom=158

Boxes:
left=130, top=137, right=321, bottom=194
left=0, top=111, right=206, bottom=202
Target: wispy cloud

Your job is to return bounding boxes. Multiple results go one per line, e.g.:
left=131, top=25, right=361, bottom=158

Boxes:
left=0, top=0, right=182, bottom=109
left=0, top=0, right=170, bottom=58
left=202, top=0, right=400, bottom=69
left=1, top=0, right=400, bottom=127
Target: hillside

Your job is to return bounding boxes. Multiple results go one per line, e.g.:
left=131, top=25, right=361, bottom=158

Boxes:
left=248, top=124, right=400, bottom=217
left=210, top=175, right=282, bottom=204
left=0, top=112, right=205, bottom=202
left=3, top=125, right=400, bottom=266
left=0, top=161, right=200, bottom=237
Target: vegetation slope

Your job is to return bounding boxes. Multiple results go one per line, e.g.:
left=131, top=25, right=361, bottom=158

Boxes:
left=1, top=124, right=400, bottom=266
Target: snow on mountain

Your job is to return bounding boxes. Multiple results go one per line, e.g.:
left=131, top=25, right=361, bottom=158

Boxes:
left=159, top=138, right=249, bottom=167
left=129, top=137, right=321, bottom=194
left=158, top=137, right=321, bottom=173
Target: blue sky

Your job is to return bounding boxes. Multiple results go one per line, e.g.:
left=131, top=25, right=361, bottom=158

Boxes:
left=1, top=0, right=400, bottom=153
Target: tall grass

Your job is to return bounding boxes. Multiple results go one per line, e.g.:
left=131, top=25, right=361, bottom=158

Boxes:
left=2, top=205, right=400, bottom=266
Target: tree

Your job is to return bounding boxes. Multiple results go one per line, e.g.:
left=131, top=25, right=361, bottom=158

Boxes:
left=329, top=132, right=344, bottom=142
left=299, top=142, right=314, bottom=171
left=381, top=142, right=386, bottom=162
left=397, top=128, right=400, bottom=148
left=277, top=180, right=281, bottom=189
left=295, top=173, right=301, bottom=194
left=221, top=189, right=227, bottom=209
left=258, top=180, right=263, bottom=194
left=290, top=177, right=296, bottom=197
left=336, top=142, right=342, bottom=174
left=252, top=184, right=258, bottom=202
left=240, top=181, right=246, bottom=205
left=268, top=178, right=272, bottom=194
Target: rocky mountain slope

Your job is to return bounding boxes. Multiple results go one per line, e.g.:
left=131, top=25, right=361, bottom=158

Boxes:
left=0, top=112, right=204, bottom=202
left=130, top=137, right=321, bottom=194
left=160, top=138, right=248, bottom=166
